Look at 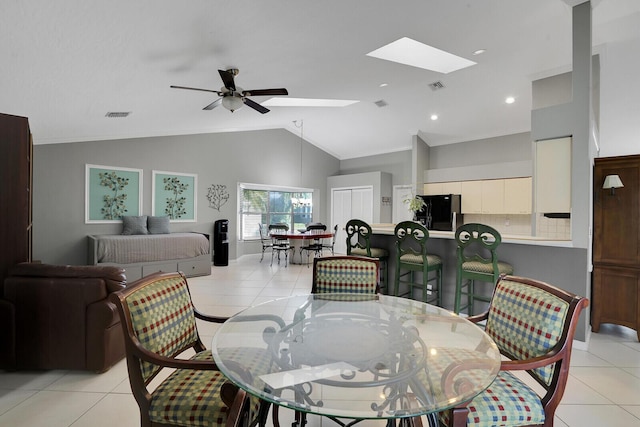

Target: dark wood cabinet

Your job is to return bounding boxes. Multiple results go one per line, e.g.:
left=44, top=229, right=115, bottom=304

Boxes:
left=592, top=155, right=640, bottom=341
left=0, top=113, right=33, bottom=288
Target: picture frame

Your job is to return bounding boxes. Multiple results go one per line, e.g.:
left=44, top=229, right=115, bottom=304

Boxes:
left=85, top=164, right=143, bottom=223
left=152, top=170, right=197, bottom=222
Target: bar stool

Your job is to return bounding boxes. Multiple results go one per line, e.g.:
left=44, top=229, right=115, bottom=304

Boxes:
left=393, top=221, right=443, bottom=305
left=345, top=219, right=389, bottom=294
left=454, top=223, right=513, bottom=315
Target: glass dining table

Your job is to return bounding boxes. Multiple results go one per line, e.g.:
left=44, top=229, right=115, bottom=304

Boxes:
left=211, top=294, right=501, bottom=427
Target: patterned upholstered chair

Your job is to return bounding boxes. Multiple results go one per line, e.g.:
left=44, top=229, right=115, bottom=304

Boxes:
left=345, top=219, right=388, bottom=294
left=439, top=275, right=589, bottom=427
left=454, top=223, right=513, bottom=315
left=312, top=255, right=380, bottom=294
left=393, top=221, right=443, bottom=305
left=110, top=271, right=261, bottom=427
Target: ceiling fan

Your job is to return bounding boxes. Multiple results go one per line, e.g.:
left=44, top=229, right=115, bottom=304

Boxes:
left=170, top=68, right=288, bottom=114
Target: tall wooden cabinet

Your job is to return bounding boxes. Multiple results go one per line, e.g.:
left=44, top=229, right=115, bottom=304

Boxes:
left=592, top=155, right=640, bottom=341
left=0, top=113, right=33, bottom=287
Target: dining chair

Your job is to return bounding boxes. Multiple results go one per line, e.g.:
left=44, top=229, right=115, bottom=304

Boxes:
left=109, top=271, right=262, bottom=427
left=258, top=223, right=273, bottom=263
left=322, top=224, right=339, bottom=255
left=393, top=221, right=443, bottom=305
left=345, top=219, right=389, bottom=294
left=454, top=223, right=513, bottom=315
left=268, top=223, right=292, bottom=267
left=312, top=255, right=380, bottom=294
left=438, top=274, right=589, bottom=427
left=300, top=223, right=327, bottom=266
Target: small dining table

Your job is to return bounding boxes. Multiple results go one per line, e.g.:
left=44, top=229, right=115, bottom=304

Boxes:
left=270, top=230, right=334, bottom=264
left=211, top=294, right=501, bottom=427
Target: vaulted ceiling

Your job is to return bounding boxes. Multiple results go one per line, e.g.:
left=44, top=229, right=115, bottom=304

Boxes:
left=1, top=1, right=639, bottom=159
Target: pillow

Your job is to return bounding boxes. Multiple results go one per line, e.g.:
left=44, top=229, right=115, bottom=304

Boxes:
left=121, top=215, right=148, bottom=235
left=147, top=215, right=170, bottom=234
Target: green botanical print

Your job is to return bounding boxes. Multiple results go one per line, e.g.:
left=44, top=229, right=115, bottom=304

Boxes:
left=99, top=171, right=129, bottom=219
left=163, top=177, right=189, bottom=219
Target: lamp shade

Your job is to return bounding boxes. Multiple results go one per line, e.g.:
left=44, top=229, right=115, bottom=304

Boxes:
left=222, top=96, right=244, bottom=112
left=603, top=174, right=624, bottom=190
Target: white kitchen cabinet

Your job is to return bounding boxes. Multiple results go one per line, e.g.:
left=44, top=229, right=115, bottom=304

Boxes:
left=441, top=181, right=462, bottom=195
left=535, top=137, right=571, bottom=213
left=461, top=181, right=483, bottom=214
left=504, top=177, right=532, bottom=214
left=423, top=183, right=443, bottom=195
left=481, top=180, right=505, bottom=214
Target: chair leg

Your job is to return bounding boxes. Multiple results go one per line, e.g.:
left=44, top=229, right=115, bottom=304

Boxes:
left=436, top=266, right=443, bottom=307
left=454, top=275, right=463, bottom=314
left=394, top=261, right=401, bottom=297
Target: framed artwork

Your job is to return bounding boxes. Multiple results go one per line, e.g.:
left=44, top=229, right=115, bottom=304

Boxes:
left=85, top=164, right=143, bottom=223
left=152, top=170, right=197, bottom=222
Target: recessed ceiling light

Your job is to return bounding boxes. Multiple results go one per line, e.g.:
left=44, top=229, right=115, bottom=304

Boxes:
left=379, top=83, right=388, bottom=87
left=262, top=98, right=359, bottom=107
left=473, top=49, right=486, bottom=56
left=430, top=114, right=439, bottom=121
left=366, top=37, right=476, bottom=74
left=505, top=96, right=515, bottom=104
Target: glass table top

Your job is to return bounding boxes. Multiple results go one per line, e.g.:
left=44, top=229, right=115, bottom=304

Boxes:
left=211, top=294, right=501, bottom=420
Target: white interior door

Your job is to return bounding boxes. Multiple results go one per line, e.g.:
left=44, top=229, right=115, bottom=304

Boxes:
left=331, top=189, right=352, bottom=254
left=331, top=186, right=373, bottom=254
left=393, top=185, right=414, bottom=224
left=351, top=187, right=373, bottom=223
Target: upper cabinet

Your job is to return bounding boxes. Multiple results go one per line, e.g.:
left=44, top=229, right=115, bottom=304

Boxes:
left=535, top=137, right=572, bottom=213
left=504, top=177, right=533, bottom=214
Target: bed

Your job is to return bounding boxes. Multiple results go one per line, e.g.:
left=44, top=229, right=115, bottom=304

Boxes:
left=88, top=233, right=211, bottom=281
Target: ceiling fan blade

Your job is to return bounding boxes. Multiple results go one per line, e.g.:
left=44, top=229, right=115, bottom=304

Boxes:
left=218, top=69, right=236, bottom=91
left=170, top=85, right=220, bottom=94
left=244, top=98, right=270, bottom=114
left=203, top=98, right=222, bottom=110
left=243, top=88, right=289, bottom=97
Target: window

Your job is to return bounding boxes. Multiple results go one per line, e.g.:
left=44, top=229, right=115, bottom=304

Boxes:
left=239, top=184, right=313, bottom=240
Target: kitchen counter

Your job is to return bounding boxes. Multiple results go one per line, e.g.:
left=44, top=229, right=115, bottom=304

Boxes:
left=370, top=224, right=573, bottom=247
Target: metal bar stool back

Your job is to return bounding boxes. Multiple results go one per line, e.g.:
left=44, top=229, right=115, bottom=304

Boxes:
left=345, top=219, right=389, bottom=294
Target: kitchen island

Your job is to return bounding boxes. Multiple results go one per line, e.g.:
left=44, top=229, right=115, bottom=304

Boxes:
left=368, top=224, right=588, bottom=342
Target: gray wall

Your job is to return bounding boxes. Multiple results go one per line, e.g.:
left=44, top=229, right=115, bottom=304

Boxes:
left=32, top=129, right=340, bottom=265
left=339, top=150, right=411, bottom=186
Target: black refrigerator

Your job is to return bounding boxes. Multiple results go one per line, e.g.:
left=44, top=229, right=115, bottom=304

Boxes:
left=415, top=194, right=462, bottom=231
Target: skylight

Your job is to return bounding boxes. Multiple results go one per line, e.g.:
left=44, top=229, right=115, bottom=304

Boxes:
left=262, top=98, right=359, bottom=107
left=366, top=37, right=476, bottom=74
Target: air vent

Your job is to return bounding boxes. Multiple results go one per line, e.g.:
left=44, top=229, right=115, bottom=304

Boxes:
left=374, top=99, right=388, bottom=108
left=105, top=112, right=131, bottom=118
left=428, top=81, right=445, bottom=91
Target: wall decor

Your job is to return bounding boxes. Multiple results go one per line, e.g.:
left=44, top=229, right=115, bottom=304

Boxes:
left=207, top=184, right=229, bottom=211
left=85, top=164, right=143, bottom=223
left=152, top=170, right=197, bottom=222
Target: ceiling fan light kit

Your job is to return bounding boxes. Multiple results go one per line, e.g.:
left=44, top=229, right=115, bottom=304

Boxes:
left=171, top=68, right=288, bottom=114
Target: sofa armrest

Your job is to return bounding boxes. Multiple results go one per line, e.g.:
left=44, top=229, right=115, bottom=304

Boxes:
left=9, top=263, right=126, bottom=293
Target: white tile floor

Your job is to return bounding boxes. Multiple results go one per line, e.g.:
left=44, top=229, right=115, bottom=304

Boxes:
left=1, top=254, right=640, bottom=427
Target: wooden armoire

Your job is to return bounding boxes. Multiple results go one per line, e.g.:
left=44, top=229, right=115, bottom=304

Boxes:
left=592, top=155, right=640, bottom=341
left=0, top=113, right=33, bottom=287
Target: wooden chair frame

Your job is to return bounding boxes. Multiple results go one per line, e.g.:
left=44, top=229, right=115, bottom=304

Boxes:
left=442, top=275, right=589, bottom=427
left=345, top=219, right=388, bottom=293
left=110, top=271, right=255, bottom=427
left=393, top=221, right=442, bottom=305
left=454, top=223, right=510, bottom=315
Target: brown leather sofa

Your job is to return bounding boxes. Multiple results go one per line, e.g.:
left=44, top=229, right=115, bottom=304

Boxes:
left=1, top=263, right=127, bottom=372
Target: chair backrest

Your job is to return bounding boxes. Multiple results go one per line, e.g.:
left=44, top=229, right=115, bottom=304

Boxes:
left=345, top=219, right=373, bottom=256
left=258, top=223, right=271, bottom=245
left=455, top=223, right=502, bottom=271
left=394, top=221, right=429, bottom=261
left=111, top=271, right=201, bottom=384
left=312, top=255, right=379, bottom=294
left=485, top=275, right=588, bottom=396
left=306, top=222, right=327, bottom=231
left=268, top=223, right=289, bottom=234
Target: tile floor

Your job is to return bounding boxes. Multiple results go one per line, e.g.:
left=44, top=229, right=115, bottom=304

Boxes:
left=1, top=254, right=640, bottom=427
